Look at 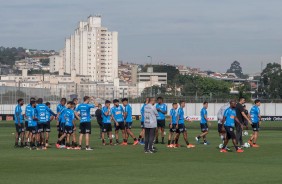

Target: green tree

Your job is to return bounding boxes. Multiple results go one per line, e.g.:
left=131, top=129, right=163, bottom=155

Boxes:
left=227, top=61, right=248, bottom=79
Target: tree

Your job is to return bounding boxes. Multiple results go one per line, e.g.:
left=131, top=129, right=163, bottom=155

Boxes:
left=141, top=85, right=166, bottom=97
left=40, top=58, right=50, bottom=66
left=260, top=63, right=282, bottom=99
left=227, top=61, right=248, bottom=79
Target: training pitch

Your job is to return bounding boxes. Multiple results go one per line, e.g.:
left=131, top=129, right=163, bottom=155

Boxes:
left=0, top=121, right=281, bottom=184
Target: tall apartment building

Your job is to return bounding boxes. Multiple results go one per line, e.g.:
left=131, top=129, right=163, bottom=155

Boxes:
left=50, top=15, right=118, bottom=82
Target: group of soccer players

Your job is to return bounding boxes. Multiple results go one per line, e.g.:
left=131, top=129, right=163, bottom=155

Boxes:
left=13, top=95, right=261, bottom=153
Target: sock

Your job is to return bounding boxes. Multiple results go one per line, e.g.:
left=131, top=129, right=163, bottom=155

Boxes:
left=78, top=145, right=82, bottom=147
left=66, top=143, right=70, bottom=147
left=253, top=143, right=256, bottom=145
left=102, top=139, right=105, bottom=143
left=25, top=142, right=27, bottom=146
left=110, top=139, right=113, bottom=144
left=21, top=142, right=24, bottom=146
left=162, top=137, right=164, bottom=142
left=46, top=140, right=48, bottom=144
left=235, top=146, right=239, bottom=150
left=74, top=142, right=78, bottom=147
left=134, top=138, right=137, bottom=141
left=168, top=140, right=171, bottom=145
left=175, top=139, right=178, bottom=144
left=197, top=136, right=201, bottom=139
left=123, top=139, right=127, bottom=143
left=204, top=140, right=207, bottom=143
left=222, top=145, right=226, bottom=149
left=156, top=138, right=159, bottom=142
left=116, top=139, right=119, bottom=143
left=220, top=135, right=224, bottom=141
left=185, top=140, right=189, bottom=145
left=171, top=140, right=175, bottom=144
left=141, top=138, right=144, bottom=142
left=86, top=145, right=89, bottom=148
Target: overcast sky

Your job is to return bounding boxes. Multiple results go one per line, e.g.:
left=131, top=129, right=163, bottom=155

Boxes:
left=1, top=0, right=282, bottom=73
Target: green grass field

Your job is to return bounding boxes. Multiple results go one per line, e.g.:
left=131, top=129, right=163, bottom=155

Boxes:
left=0, top=120, right=282, bottom=184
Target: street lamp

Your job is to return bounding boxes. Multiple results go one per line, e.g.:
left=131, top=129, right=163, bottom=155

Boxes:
left=147, top=56, right=152, bottom=65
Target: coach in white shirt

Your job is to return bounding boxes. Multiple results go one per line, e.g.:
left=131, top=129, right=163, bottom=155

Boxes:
left=144, top=97, right=158, bottom=153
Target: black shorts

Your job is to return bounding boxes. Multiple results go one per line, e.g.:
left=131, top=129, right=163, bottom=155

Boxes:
left=169, top=124, right=177, bottom=133
left=252, top=123, right=260, bottom=132
left=125, top=122, right=132, bottom=129
left=243, top=121, right=248, bottom=127
left=15, top=123, right=25, bottom=133
left=102, top=123, right=112, bottom=133
left=157, top=120, right=165, bottom=128
left=25, top=121, right=31, bottom=132
left=42, top=122, right=51, bottom=133
left=176, top=124, right=186, bottom=133
left=59, top=123, right=66, bottom=132
left=37, top=123, right=43, bottom=133
left=98, top=122, right=103, bottom=129
left=200, top=123, right=208, bottom=132
left=64, top=126, right=74, bottom=134
left=29, top=126, right=38, bottom=134
left=79, top=122, right=91, bottom=134
left=218, top=124, right=223, bottom=133
left=114, top=122, right=125, bottom=131
left=140, top=121, right=144, bottom=129
left=224, top=126, right=236, bottom=140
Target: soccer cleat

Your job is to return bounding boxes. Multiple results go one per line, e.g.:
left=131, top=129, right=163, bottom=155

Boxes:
left=45, top=143, right=49, bottom=147
left=139, top=141, right=145, bottom=145
left=86, top=147, right=94, bottom=151
left=56, top=144, right=60, bottom=149
left=60, top=145, right=66, bottom=149
left=204, top=142, right=208, bottom=146
left=41, top=146, right=47, bottom=150
left=187, top=144, right=196, bottom=149
left=110, top=143, right=114, bottom=146
left=102, top=143, right=106, bottom=146
left=248, top=140, right=254, bottom=146
left=144, top=150, right=149, bottom=153
left=225, top=147, right=231, bottom=151
left=252, top=144, right=260, bottom=148
left=133, top=140, right=139, bottom=145
left=220, top=149, right=227, bottom=153
left=121, top=142, right=128, bottom=146
left=74, top=146, right=81, bottom=150
left=175, top=144, right=181, bottom=148
left=236, top=149, right=244, bottom=153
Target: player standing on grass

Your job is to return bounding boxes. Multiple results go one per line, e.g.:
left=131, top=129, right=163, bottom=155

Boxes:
left=111, top=99, right=126, bottom=145
left=144, top=97, right=158, bottom=153
left=24, top=97, right=36, bottom=148
left=76, top=96, right=97, bottom=150
left=174, top=101, right=195, bottom=149
left=167, top=102, right=178, bottom=148
left=102, top=100, right=113, bottom=145
left=248, top=99, right=261, bottom=148
left=122, top=98, right=139, bottom=145
left=14, top=98, right=25, bottom=148
left=95, top=104, right=103, bottom=139
left=155, top=97, right=167, bottom=144
left=56, top=101, right=76, bottom=149
left=138, top=97, right=149, bottom=145
left=220, top=100, right=244, bottom=153
left=36, top=98, right=56, bottom=149
left=235, top=97, right=252, bottom=147
left=26, top=100, right=38, bottom=150
left=71, top=98, right=79, bottom=148
left=195, top=101, right=209, bottom=145
left=56, top=98, right=67, bottom=144
left=45, top=102, right=55, bottom=147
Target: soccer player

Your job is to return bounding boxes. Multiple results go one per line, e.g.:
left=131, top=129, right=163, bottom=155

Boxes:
left=102, top=100, right=113, bottom=145
left=71, top=98, right=79, bottom=148
left=26, top=100, right=38, bottom=150
left=235, top=97, right=252, bottom=147
left=243, top=105, right=250, bottom=130
left=111, top=99, right=126, bottom=145
left=45, top=102, right=56, bottom=147
left=195, top=101, right=209, bottom=145
left=248, top=99, right=261, bottom=148
left=75, top=96, right=97, bottom=150
left=155, top=97, right=167, bottom=144
left=36, top=98, right=56, bottom=149
left=24, top=97, right=36, bottom=148
left=56, top=98, right=67, bottom=143
left=95, top=104, right=103, bottom=139
left=14, top=98, right=25, bottom=148
left=56, top=101, right=76, bottom=149
left=220, top=100, right=244, bottom=153
left=175, top=100, right=195, bottom=149
left=138, top=97, right=149, bottom=145
left=167, top=102, right=178, bottom=148
left=122, top=98, right=139, bottom=145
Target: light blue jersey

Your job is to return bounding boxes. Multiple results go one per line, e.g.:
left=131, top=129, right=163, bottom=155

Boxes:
left=75, top=103, right=95, bottom=123
left=111, top=105, right=124, bottom=122
left=156, top=103, right=167, bottom=120
left=26, top=105, right=37, bottom=127
left=64, top=108, right=75, bottom=127
left=178, top=107, right=185, bottom=124
left=200, top=108, right=208, bottom=124
left=102, top=106, right=111, bottom=124
left=140, top=104, right=146, bottom=122
left=57, top=104, right=66, bottom=122
left=223, top=108, right=236, bottom=127
left=14, top=104, right=23, bottom=124
left=124, top=104, right=132, bottom=122
left=170, top=108, right=178, bottom=124
left=36, top=104, right=55, bottom=123
left=250, top=105, right=260, bottom=123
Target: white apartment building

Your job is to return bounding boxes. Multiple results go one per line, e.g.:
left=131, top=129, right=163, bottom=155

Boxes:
left=137, top=67, right=167, bottom=85
left=50, top=15, right=118, bottom=82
